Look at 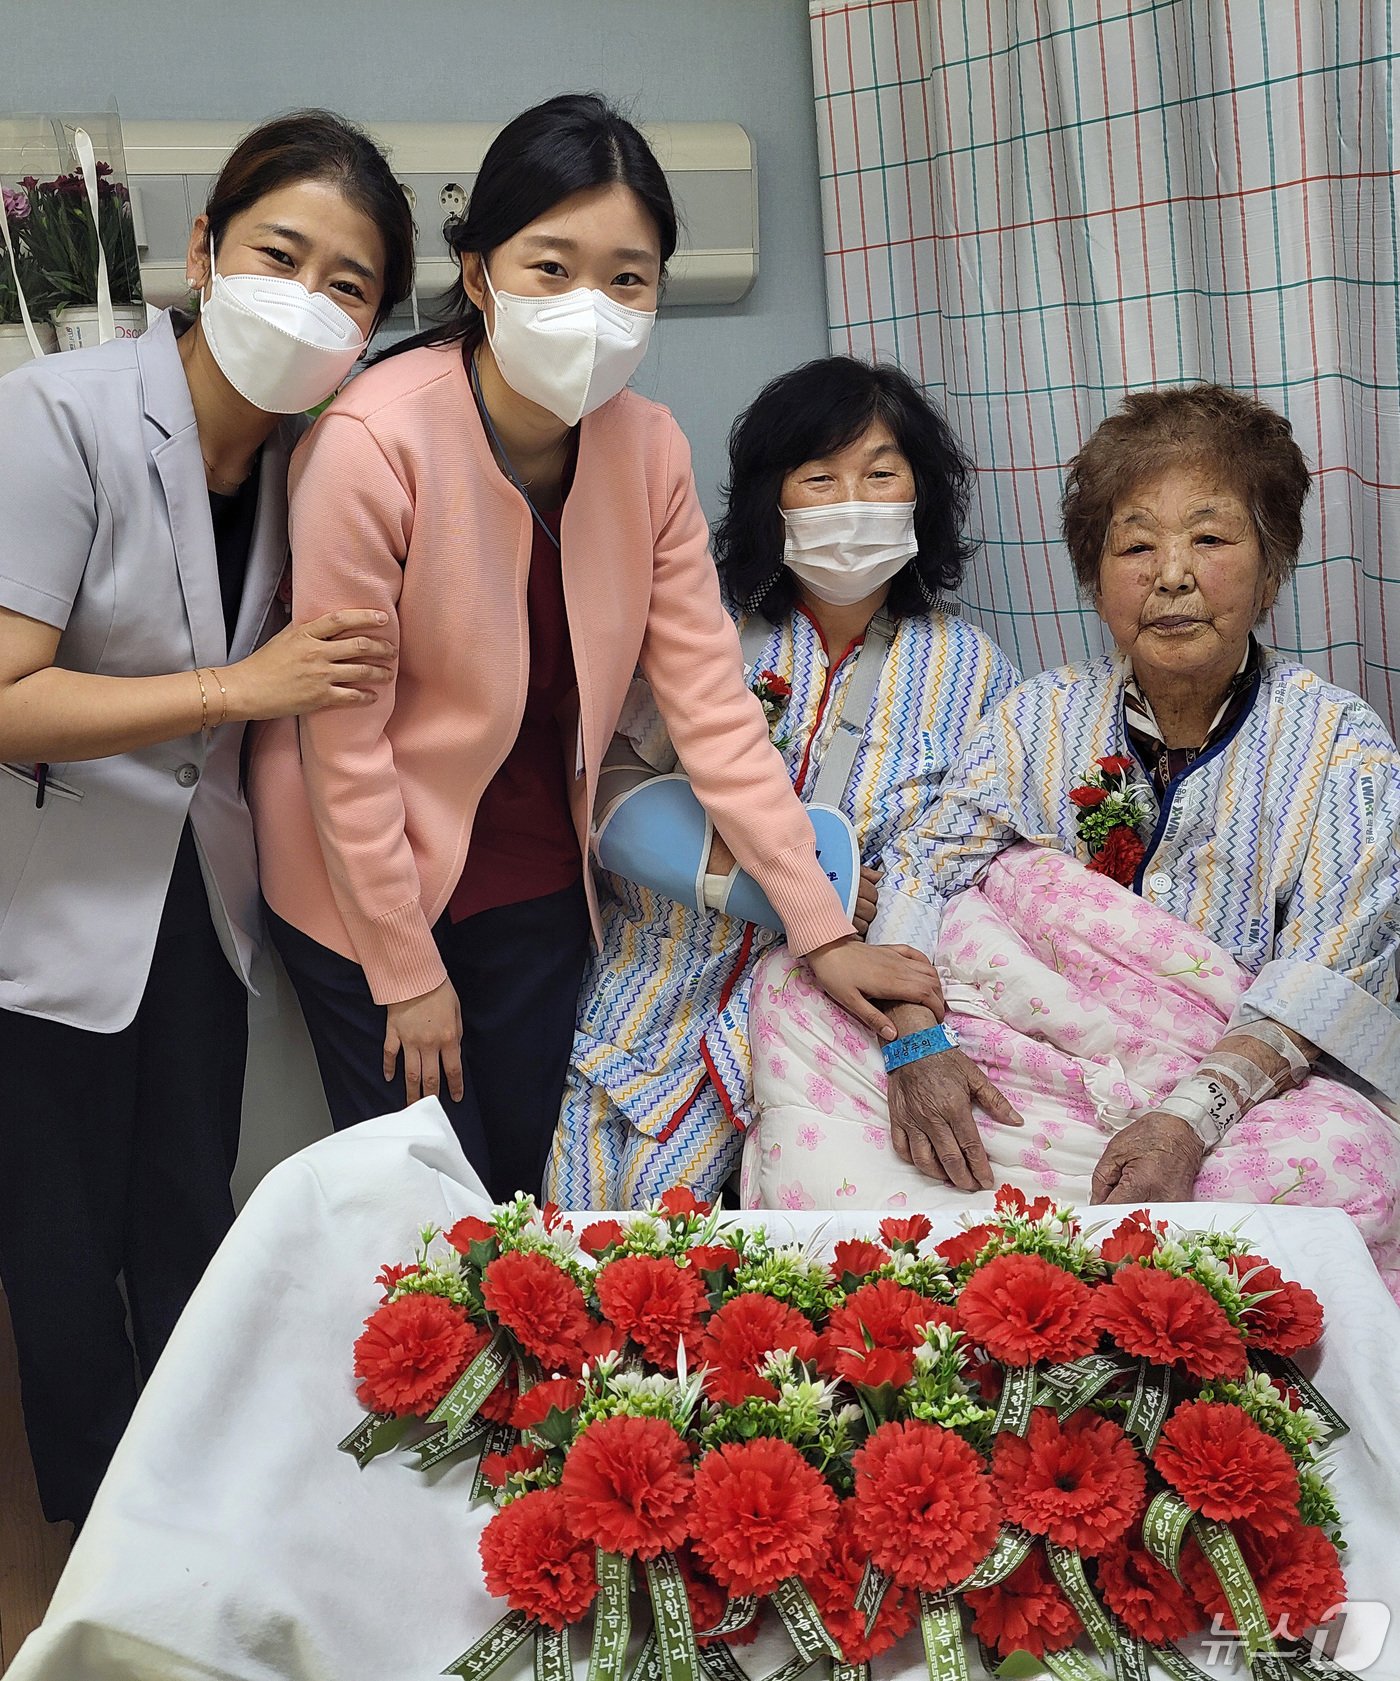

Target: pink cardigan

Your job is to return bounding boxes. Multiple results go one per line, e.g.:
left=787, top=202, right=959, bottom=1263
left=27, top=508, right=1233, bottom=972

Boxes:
left=248, top=345, right=854, bottom=1005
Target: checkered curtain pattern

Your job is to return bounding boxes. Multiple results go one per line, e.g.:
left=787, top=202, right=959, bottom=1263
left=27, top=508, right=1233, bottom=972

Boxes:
left=809, top=0, right=1400, bottom=733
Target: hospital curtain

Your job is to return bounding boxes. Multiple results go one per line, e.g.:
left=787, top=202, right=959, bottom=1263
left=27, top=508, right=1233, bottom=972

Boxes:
left=808, top=0, right=1400, bottom=733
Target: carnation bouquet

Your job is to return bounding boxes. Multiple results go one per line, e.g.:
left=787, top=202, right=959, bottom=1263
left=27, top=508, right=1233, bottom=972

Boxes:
left=339, top=1188, right=1352, bottom=1681
left=1069, top=756, right=1152, bottom=885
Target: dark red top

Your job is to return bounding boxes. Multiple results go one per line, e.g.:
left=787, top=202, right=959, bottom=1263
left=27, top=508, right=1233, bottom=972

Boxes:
left=449, top=506, right=581, bottom=921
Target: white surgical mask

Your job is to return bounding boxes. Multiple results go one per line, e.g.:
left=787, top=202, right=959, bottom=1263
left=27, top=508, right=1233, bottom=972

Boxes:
left=780, top=500, right=918, bottom=606
left=198, top=236, right=368, bottom=414
left=482, top=263, right=654, bottom=426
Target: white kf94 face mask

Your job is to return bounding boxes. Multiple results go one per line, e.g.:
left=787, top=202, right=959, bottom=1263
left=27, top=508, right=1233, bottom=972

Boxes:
left=198, top=237, right=369, bottom=414
left=780, top=500, right=919, bottom=606
left=482, top=264, right=655, bottom=426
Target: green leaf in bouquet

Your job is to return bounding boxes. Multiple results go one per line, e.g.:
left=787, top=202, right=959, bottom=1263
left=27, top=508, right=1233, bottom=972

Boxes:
left=994, top=1653, right=1048, bottom=1680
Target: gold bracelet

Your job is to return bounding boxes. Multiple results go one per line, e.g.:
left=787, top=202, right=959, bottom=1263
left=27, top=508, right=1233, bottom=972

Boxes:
left=195, top=667, right=210, bottom=736
left=208, top=667, right=228, bottom=730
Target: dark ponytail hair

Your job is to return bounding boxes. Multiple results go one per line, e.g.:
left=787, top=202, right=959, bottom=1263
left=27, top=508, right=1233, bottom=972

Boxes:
left=377, top=92, right=678, bottom=362
left=203, top=109, right=415, bottom=329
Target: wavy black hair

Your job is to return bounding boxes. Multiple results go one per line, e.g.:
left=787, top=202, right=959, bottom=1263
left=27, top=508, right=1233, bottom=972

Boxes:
left=376, top=92, right=678, bottom=362
left=712, top=356, right=977, bottom=622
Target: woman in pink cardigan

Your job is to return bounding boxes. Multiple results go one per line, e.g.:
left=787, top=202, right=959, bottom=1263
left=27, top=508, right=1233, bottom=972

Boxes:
left=249, top=95, right=941, bottom=1201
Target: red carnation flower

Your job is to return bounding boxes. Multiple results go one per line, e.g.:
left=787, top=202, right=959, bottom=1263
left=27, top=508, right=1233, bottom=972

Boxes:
left=578, top=1318, right=626, bottom=1362
left=481, top=1442, right=548, bottom=1487
left=688, top=1243, right=742, bottom=1276
left=822, top=1278, right=945, bottom=1389
left=1097, top=756, right=1136, bottom=776
left=1087, top=828, right=1147, bottom=885
left=1154, top=1400, right=1300, bottom=1535
left=1070, top=785, right=1109, bottom=808
left=513, top=1377, right=584, bottom=1433
left=482, top=1249, right=593, bottom=1372
left=957, top=1252, right=1098, bottom=1366
left=699, top=1295, right=820, bottom=1404
left=1230, top=1257, right=1325, bottom=1356
left=1100, top=1211, right=1165, bottom=1265
left=995, top=1185, right=1055, bottom=1219
left=690, top=1438, right=839, bottom=1596
left=829, top=1238, right=890, bottom=1282
left=1182, top=1518, right=1346, bottom=1638
left=445, top=1215, right=497, bottom=1253
left=374, top=1260, right=419, bottom=1302
left=992, top=1408, right=1146, bottom=1556
left=658, top=1187, right=711, bottom=1218
left=936, top=1224, right=996, bottom=1267
left=879, top=1214, right=932, bottom=1249
left=560, top=1414, right=694, bottom=1559
left=579, top=1219, right=625, bottom=1257
left=851, top=1420, right=1001, bottom=1591
left=803, top=1501, right=915, bottom=1664
left=1095, top=1264, right=1247, bottom=1381
left=353, top=1293, right=476, bottom=1417
left=594, top=1255, right=711, bottom=1371
left=478, top=1356, right=519, bottom=1424
left=677, top=1546, right=761, bottom=1648
left=1094, top=1531, right=1202, bottom=1644
left=479, top=1486, right=597, bottom=1629
left=966, top=1547, right=1083, bottom=1660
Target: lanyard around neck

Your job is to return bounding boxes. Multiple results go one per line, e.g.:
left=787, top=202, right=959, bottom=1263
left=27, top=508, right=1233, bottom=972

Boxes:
left=469, top=354, right=562, bottom=551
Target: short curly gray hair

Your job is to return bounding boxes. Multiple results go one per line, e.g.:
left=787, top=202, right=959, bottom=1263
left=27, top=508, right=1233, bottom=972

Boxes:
left=1061, top=384, right=1312, bottom=596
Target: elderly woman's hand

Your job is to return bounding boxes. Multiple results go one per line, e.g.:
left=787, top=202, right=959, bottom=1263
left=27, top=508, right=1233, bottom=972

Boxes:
left=853, top=864, right=881, bottom=937
left=888, top=1047, right=1024, bottom=1190
left=1090, top=1113, right=1204, bottom=1204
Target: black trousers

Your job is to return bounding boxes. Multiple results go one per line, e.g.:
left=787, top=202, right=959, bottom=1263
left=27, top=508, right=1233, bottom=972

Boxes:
left=269, top=881, right=591, bottom=1204
left=0, top=826, right=246, bottom=1526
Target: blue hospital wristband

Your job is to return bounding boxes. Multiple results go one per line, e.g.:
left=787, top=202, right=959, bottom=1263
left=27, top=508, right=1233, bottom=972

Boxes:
left=881, top=1022, right=960, bottom=1073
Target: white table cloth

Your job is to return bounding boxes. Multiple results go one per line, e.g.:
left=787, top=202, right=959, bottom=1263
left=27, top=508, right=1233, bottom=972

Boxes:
left=10, top=1101, right=1400, bottom=1681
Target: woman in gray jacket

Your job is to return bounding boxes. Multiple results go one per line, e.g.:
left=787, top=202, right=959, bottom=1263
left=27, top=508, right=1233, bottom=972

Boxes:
left=0, top=110, right=411, bottom=1527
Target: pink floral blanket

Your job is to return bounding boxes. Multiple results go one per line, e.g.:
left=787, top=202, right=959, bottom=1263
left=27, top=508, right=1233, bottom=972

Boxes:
left=743, top=844, right=1400, bottom=1295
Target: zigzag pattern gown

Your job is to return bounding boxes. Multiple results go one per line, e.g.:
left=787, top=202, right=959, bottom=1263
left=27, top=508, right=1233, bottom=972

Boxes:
left=544, top=603, right=1019, bottom=1209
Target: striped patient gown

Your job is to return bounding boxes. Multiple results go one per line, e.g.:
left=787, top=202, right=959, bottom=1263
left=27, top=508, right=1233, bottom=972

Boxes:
left=544, top=604, right=1018, bottom=1209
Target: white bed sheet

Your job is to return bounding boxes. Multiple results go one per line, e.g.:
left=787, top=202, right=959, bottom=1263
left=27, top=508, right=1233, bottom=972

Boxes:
left=10, top=1100, right=1400, bottom=1681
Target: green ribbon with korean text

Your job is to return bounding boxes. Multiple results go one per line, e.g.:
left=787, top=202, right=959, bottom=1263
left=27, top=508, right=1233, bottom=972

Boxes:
left=534, top=1624, right=571, bottom=1681
left=587, top=1550, right=631, bottom=1681
left=1045, top=1545, right=1115, bottom=1658
left=428, top=1325, right=512, bottom=1441
left=646, top=1551, right=701, bottom=1681
left=770, top=1576, right=842, bottom=1663
left=442, top=1608, right=535, bottom=1677
left=1141, top=1491, right=1193, bottom=1581
left=1035, top=1354, right=1127, bottom=1420
left=337, top=1409, right=412, bottom=1468
left=992, top=1364, right=1040, bottom=1437
left=1124, top=1361, right=1171, bottom=1453
left=918, top=1590, right=970, bottom=1681
left=1189, top=1515, right=1276, bottom=1662
left=956, top=1525, right=1036, bottom=1591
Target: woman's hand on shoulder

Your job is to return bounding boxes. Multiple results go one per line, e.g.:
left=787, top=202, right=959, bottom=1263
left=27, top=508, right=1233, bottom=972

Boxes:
left=888, top=1044, right=1023, bottom=1191
left=1090, top=1112, right=1203, bottom=1204
left=384, top=977, right=465, bottom=1106
left=803, top=934, right=943, bottom=1042
left=220, top=609, right=396, bottom=722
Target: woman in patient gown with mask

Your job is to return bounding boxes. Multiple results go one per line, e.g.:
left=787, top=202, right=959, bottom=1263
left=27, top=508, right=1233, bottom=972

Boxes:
left=545, top=354, right=1019, bottom=1209
left=249, top=96, right=944, bottom=1206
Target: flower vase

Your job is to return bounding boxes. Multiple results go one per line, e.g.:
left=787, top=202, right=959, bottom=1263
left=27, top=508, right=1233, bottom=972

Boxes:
left=52, top=303, right=147, bottom=351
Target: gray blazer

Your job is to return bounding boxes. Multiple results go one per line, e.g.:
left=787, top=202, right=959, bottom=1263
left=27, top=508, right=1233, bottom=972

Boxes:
left=0, top=310, right=301, bottom=1031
